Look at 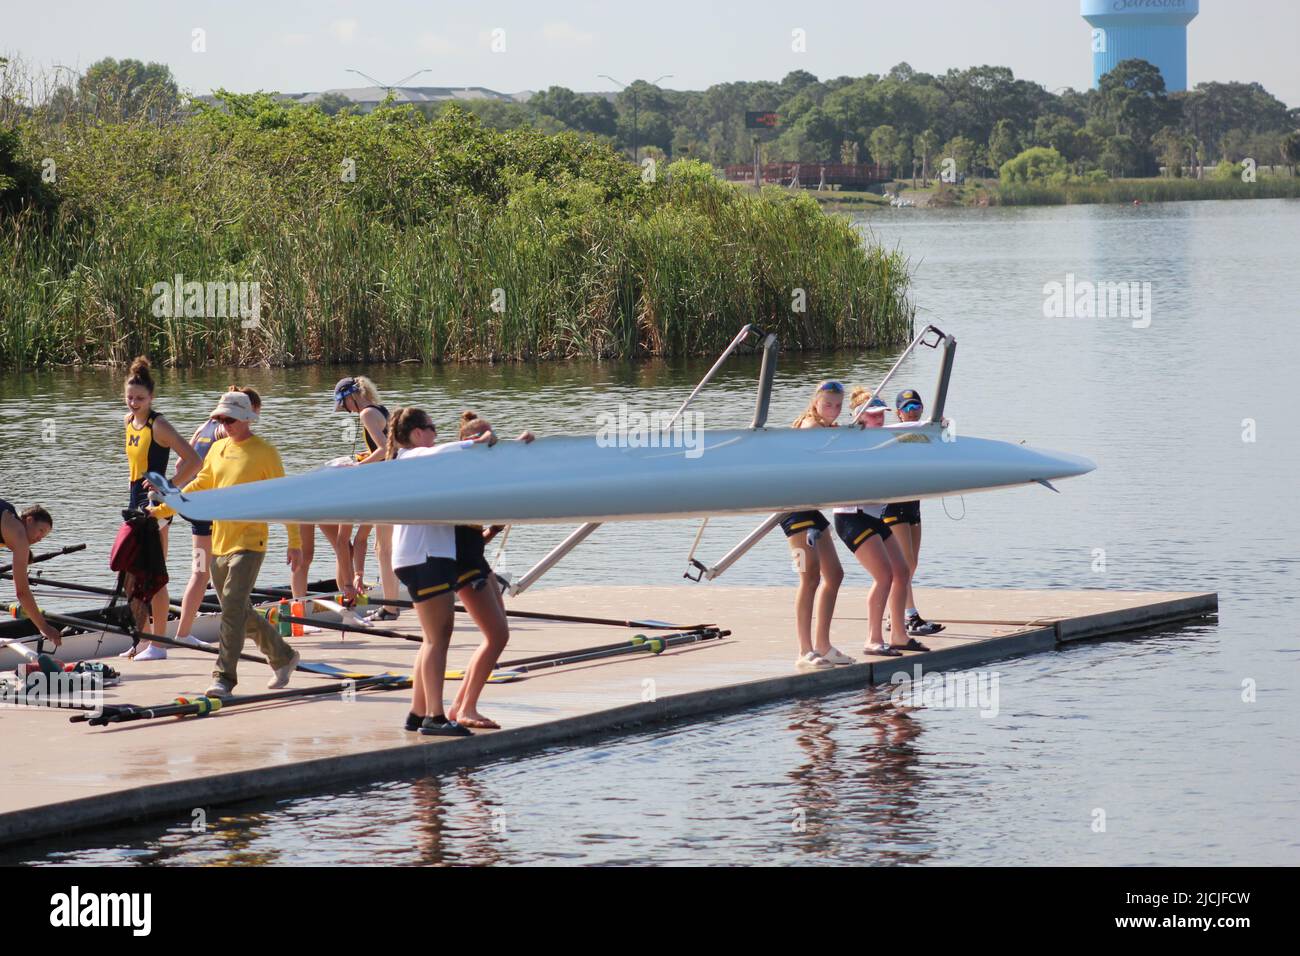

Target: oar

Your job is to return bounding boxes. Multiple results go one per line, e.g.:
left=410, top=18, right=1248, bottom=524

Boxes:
left=0, top=543, right=86, bottom=577
left=242, top=580, right=708, bottom=631
left=13, top=573, right=223, bottom=613
left=77, top=674, right=408, bottom=726
left=493, top=628, right=730, bottom=675
left=492, top=628, right=723, bottom=670
left=34, top=610, right=517, bottom=685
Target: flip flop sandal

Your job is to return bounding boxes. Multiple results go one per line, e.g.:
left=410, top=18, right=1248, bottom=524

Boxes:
left=457, top=716, right=501, bottom=730
left=864, top=643, right=902, bottom=657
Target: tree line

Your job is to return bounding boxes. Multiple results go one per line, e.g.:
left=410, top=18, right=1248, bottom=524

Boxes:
left=4, top=55, right=1299, bottom=184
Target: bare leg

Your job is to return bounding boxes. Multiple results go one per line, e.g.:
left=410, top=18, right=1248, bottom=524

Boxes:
left=892, top=523, right=919, bottom=611
left=292, top=524, right=315, bottom=598
left=174, top=533, right=212, bottom=637
left=882, top=535, right=912, bottom=644
left=448, top=578, right=509, bottom=727
left=851, top=537, right=894, bottom=648
left=351, top=525, right=372, bottom=593
left=410, top=593, right=455, bottom=718
left=374, top=525, right=399, bottom=612
left=146, top=521, right=171, bottom=646
left=318, top=524, right=355, bottom=601
left=812, top=534, right=843, bottom=655
left=788, top=535, right=820, bottom=656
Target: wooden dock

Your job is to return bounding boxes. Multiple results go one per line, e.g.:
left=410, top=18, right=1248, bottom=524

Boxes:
left=0, top=585, right=1215, bottom=849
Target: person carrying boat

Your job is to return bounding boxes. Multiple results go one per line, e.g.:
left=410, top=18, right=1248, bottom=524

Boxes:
left=834, top=389, right=929, bottom=657
left=447, top=411, right=535, bottom=729
left=783, top=381, right=850, bottom=670
left=383, top=407, right=492, bottom=737
left=149, top=390, right=302, bottom=698
left=169, top=386, right=263, bottom=649
left=881, top=389, right=944, bottom=638
left=332, top=376, right=399, bottom=619
left=122, top=356, right=202, bottom=660
left=0, top=501, right=62, bottom=646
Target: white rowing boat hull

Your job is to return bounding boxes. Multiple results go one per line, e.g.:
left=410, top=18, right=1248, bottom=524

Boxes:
left=0, top=600, right=349, bottom=668
left=150, top=423, right=1095, bottom=526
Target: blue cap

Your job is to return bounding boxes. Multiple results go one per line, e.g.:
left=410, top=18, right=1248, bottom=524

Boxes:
left=896, top=389, right=923, bottom=412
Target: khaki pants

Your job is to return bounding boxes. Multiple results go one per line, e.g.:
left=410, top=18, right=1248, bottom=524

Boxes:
left=210, top=550, right=294, bottom=688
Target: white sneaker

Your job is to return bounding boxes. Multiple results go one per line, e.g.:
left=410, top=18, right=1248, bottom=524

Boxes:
left=205, top=679, right=233, bottom=698
left=133, top=643, right=167, bottom=661
left=796, top=650, right=833, bottom=670
left=267, top=650, right=301, bottom=689
left=118, top=644, right=137, bottom=658
left=819, top=646, right=855, bottom=666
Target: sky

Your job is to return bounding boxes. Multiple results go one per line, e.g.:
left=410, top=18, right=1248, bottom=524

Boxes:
left=5, top=0, right=1298, bottom=107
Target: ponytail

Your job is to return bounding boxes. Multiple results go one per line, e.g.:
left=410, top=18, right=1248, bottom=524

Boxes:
left=387, top=407, right=433, bottom=459
left=125, top=356, right=155, bottom=394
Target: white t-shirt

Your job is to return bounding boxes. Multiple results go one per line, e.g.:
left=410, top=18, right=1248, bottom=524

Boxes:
left=833, top=502, right=887, bottom=518
left=390, top=440, right=474, bottom=569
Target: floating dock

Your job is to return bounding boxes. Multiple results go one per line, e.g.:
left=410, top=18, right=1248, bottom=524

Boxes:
left=0, top=585, right=1215, bottom=849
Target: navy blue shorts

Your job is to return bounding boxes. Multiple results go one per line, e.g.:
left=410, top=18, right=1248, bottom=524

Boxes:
left=882, top=500, right=921, bottom=526
left=453, top=525, right=492, bottom=591
left=189, top=518, right=213, bottom=537
left=394, top=557, right=459, bottom=603
left=779, top=510, right=829, bottom=538
left=833, top=512, right=892, bottom=552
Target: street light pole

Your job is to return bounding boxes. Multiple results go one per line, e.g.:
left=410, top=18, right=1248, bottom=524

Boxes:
left=599, top=73, right=673, bottom=165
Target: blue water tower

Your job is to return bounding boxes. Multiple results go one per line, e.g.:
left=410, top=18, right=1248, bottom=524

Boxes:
left=1081, top=0, right=1199, bottom=91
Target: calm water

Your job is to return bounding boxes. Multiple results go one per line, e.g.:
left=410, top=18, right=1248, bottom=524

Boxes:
left=2, top=199, right=1297, bottom=865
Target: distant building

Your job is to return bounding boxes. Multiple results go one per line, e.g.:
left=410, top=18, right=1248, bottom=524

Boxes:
left=295, top=86, right=524, bottom=112
left=1081, top=0, right=1199, bottom=91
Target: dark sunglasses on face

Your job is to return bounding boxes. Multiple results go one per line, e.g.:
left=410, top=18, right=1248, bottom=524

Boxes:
left=214, top=416, right=236, bottom=425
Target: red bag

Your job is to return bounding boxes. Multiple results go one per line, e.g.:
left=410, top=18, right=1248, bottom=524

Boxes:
left=109, top=511, right=168, bottom=604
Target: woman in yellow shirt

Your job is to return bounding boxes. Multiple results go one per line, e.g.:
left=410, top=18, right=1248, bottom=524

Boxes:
left=122, top=356, right=201, bottom=660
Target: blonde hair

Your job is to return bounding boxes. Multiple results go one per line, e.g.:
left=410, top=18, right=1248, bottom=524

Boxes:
left=847, top=386, right=872, bottom=411
left=352, top=375, right=380, bottom=407
left=792, top=384, right=841, bottom=428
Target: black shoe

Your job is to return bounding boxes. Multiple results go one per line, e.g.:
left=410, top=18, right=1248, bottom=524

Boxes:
left=419, top=717, right=473, bottom=737
left=906, top=614, right=944, bottom=636
left=404, top=711, right=422, bottom=732
left=366, top=607, right=401, bottom=623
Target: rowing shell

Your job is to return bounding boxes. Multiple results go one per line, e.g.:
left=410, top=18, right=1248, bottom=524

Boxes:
left=0, top=598, right=352, bottom=669
left=148, top=421, right=1095, bottom=526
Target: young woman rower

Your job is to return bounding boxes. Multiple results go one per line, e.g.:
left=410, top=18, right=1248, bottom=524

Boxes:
left=384, top=407, right=492, bottom=737
left=332, top=376, right=399, bottom=617
left=783, top=381, right=849, bottom=670
left=448, top=411, right=535, bottom=729
left=170, top=386, right=262, bottom=647
left=0, top=502, right=62, bottom=646
left=881, top=389, right=944, bottom=638
left=833, top=387, right=929, bottom=657
left=122, top=356, right=202, bottom=659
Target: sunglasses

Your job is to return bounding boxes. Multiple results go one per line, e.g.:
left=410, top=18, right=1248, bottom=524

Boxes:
left=214, top=416, right=236, bottom=425
left=817, top=381, right=844, bottom=394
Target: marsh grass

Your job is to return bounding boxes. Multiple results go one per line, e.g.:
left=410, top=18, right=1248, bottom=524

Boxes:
left=1, top=98, right=912, bottom=369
